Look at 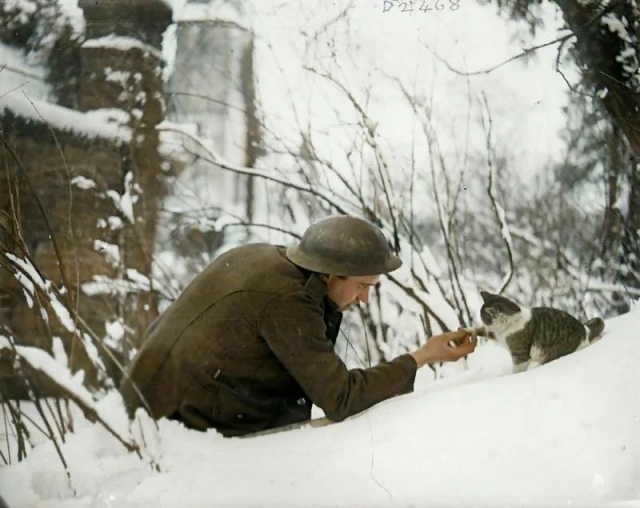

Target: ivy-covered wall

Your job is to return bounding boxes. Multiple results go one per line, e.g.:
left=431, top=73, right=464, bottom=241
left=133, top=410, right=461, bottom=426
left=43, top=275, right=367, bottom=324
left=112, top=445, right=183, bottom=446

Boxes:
left=0, top=0, right=173, bottom=393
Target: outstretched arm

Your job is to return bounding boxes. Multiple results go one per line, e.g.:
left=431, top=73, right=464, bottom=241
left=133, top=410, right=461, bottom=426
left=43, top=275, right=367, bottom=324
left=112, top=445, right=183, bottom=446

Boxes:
left=261, top=292, right=479, bottom=422
left=410, top=328, right=478, bottom=368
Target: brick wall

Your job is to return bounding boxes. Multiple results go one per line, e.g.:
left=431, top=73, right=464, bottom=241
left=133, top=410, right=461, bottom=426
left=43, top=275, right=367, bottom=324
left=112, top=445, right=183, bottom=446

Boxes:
left=0, top=0, right=173, bottom=393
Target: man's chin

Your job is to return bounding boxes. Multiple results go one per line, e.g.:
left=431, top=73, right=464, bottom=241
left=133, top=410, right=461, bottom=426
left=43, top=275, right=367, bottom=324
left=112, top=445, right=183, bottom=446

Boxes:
left=339, top=302, right=359, bottom=312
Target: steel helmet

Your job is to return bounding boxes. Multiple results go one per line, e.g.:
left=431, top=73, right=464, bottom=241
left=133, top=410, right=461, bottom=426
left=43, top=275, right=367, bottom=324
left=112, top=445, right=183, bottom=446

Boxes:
left=286, top=215, right=402, bottom=276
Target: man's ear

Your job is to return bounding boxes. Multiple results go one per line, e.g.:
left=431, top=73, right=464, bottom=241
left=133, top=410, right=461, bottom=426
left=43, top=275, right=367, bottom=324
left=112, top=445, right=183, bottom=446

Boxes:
left=323, top=274, right=344, bottom=286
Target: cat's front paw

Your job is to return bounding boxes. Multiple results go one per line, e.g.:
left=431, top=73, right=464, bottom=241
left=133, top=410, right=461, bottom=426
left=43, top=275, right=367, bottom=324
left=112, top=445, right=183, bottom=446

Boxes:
left=512, top=360, right=542, bottom=373
left=584, top=317, right=605, bottom=342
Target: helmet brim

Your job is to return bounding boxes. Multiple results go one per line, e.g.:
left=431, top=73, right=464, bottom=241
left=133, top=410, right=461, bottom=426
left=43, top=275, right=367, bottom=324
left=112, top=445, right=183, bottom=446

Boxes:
left=286, top=244, right=402, bottom=276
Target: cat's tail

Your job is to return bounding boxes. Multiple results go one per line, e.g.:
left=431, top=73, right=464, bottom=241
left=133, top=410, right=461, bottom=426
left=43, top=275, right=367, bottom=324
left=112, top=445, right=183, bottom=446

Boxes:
left=584, top=317, right=605, bottom=342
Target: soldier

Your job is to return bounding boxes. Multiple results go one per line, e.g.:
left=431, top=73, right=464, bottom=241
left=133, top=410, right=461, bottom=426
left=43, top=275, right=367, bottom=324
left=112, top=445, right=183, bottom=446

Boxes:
left=120, top=215, right=476, bottom=437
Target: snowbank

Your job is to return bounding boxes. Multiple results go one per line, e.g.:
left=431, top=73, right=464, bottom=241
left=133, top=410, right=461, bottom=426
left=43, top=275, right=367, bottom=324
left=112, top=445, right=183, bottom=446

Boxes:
left=0, top=94, right=132, bottom=144
left=0, top=41, right=130, bottom=144
left=1, top=307, right=639, bottom=507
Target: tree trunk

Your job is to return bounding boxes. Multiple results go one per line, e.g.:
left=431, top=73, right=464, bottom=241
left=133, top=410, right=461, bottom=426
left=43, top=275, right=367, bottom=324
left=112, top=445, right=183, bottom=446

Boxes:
left=556, top=0, right=640, bottom=288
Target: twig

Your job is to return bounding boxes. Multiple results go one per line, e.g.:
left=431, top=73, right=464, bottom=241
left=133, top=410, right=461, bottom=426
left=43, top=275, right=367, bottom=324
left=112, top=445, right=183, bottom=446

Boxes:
left=9, top=405, right=51, bottom=441
left=23, top=93, right=83, bottom=369
left=424, top=0, right=622, bottom=78
left=30, top=393, right=75, bottom=493
left=423, top=32, right=575, bottom=77
left=43, top=397, right=66, bottom=444
left=386, top=273, right=450, bottom=333
left=0, top=63, right=45, bottom=81
left=217, top=221, right=302, bottom=240
left=480, top=94, right=514, bottom=294
left=303, top=1, right=354, bottom=55
left=18, top=358, right=143, bottom=459
left=389, top=74, right=473, bottom=323
left=2, top=397, right=29, bottom=461
left=0, top=133, right=72, bottom=295
left=0, top=252, right=158, bottom=427
left=303, top=66, right=402, bottom=250
left=1, top=402, right=11, bottom=465
left=157, top=124, right=356, bottom=215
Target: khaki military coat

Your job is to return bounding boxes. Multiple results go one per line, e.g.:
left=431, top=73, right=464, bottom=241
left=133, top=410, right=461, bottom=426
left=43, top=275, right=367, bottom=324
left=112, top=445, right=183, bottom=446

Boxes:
left=120, top=243, right=417, bottom=436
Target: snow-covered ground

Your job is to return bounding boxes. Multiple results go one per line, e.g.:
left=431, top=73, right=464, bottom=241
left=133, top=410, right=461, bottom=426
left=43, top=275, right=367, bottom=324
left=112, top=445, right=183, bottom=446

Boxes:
left=2, top=1, right=639, bottom=507
left=2, top=305, right=639, bottom=508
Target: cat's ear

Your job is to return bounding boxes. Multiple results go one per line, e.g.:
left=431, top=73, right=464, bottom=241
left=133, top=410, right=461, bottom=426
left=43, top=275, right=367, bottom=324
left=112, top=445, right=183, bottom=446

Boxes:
left=480, top=291, right=492, bottom=302
left=508, top=300, right=521, bottom=313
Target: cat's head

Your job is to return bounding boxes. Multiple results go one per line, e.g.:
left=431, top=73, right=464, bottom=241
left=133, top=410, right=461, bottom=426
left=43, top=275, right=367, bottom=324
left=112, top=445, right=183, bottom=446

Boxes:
left=479, top=291, right=522, bottom=327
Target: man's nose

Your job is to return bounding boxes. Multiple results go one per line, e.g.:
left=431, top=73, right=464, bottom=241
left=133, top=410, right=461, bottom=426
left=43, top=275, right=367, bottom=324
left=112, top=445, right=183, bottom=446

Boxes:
left=357, top=288, right=370, bottom=304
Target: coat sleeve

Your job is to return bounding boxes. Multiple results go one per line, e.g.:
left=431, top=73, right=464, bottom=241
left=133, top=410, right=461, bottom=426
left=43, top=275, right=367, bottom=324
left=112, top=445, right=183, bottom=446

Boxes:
left=259, top=290, right=418, bottom=422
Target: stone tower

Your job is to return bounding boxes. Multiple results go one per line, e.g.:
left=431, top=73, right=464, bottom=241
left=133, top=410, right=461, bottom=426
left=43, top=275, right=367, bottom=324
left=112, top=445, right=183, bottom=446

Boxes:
left=167, top=0, right=260, bottom=225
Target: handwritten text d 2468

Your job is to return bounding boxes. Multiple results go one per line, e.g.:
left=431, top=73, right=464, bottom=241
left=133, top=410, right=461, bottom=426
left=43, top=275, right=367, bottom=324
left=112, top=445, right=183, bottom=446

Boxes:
left=383, top=0, right=460, bottom=13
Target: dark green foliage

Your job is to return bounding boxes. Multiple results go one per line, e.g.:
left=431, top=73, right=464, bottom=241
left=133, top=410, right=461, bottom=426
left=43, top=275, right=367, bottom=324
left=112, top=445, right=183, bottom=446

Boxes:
left=0, top=0, right=40, bottom=49
left=553, top=93, right=607, bottom=191
left=478, top=0, right=550, bottom=34
left=0, top=0, right=59, bottom=54
left=47, top=23, right=83, bottom=109
left=0, top=0, right=84, bottom=108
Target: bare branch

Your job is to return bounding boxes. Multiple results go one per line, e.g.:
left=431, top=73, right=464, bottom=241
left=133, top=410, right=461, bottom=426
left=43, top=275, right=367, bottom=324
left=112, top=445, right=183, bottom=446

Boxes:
left=422, top=31, right=575, bottom=77
left=157, top=123, right=357, bottom=215
left=0, top=132, right=73, bottom=295
left=0, top=63, right=45, bottom=81
left=479, top=94, right=514, bottom=294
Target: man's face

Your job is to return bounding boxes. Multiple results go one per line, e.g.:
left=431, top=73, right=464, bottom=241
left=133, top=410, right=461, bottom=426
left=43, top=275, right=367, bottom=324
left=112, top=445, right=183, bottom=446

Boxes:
left=325, top=274, right=381, bottom=312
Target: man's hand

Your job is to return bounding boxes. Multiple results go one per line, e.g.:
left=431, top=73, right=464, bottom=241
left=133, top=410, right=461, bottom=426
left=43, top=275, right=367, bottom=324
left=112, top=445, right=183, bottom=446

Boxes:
left=410, top=328, right=478, bottom=368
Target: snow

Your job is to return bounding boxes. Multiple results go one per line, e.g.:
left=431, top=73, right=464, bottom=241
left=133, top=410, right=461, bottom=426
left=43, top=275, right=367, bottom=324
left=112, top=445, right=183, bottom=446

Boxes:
left=104, top=172, right=138, bottom=224
left=602, top=14, right=632, bottom=43
left=10, top=263, right=36, bottom=308
left=14, top=345, right=95, bottom=409
left=96, top=216, right=124, bottom=231
left=5, top=254, right=106, bottom=376
left=4, top=0, right=640, bottom=506
left=82, top=35, right=163, bottom=61
left=57, top=0, right=85, bottom=34
left=2, top=308, right=639, bottom=507
left=104, top=319, right=126, bottom=350
left=105, top=320, right=125, bottom=343
left=1, top=37, right=131, bottom=143
left=70, top=176, right=96, bottom=190
left=51, top=336, right=69, bottom=368
left=125, top=269, right=151, bottom=290
left=0, top=42, right=50, bottom=101
left=93, top=240, right=121, bottom=268
left=0, top=94, right=132, bottom=144
left=174, top=0, right=245, bottom=25
left=81, top=271, right=151, bottom=298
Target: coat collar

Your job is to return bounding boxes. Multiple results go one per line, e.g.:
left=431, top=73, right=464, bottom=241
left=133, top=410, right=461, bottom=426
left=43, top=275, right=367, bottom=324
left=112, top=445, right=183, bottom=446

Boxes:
left=303, top=272, right=328, bottom=303
left=302, top=271, right=341, bottom=315
left=282, top=245, right=339, bottom=313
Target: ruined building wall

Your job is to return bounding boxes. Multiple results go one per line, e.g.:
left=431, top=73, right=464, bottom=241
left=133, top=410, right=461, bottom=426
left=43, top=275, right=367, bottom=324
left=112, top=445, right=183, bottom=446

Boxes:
left=0, top=0, right=173, bottom=391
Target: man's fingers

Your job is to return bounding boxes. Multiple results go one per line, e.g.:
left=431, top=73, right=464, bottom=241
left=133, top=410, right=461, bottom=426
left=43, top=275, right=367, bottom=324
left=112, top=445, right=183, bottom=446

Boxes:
left=448, top=329, right=476, bottom=347
left=462, top=328, right=477, bottom=345
left=448, top=330, right=477, bottom=357
left=457, top=327, right=477, bottom=340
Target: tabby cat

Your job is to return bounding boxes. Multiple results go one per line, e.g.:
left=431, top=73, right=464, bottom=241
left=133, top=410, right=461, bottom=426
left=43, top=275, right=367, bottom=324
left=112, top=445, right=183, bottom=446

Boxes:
left=478, top=291, right=605, bottom=373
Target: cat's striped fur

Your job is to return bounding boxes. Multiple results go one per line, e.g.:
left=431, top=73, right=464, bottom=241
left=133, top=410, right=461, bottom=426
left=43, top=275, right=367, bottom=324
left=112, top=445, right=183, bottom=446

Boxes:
left=479, top=291, right=605, bottom=373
